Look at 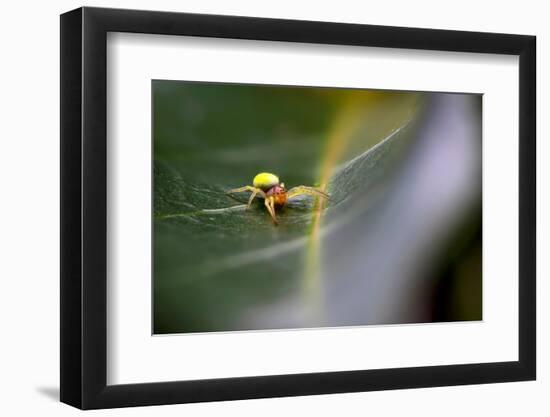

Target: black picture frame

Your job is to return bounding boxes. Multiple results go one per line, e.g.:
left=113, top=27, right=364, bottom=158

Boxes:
left=60, top=6, right=536, bottom=410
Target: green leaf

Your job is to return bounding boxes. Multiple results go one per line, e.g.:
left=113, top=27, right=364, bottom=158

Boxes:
left=152, top=81, right=424, bottom=334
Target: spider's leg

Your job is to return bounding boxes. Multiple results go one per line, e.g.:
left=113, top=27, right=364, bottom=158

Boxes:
left=247, top=188, right=266, bottom=209
left=287, top=186, right=330, bottom=201
left=226, top=185, right=266, bottom=204
left=226, top=185, right=254, bottom=194
left=264, top=196, right=278, bottom=224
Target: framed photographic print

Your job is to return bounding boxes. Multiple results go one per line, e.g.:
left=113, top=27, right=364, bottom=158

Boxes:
left=60, top=6, right=536, bottom=409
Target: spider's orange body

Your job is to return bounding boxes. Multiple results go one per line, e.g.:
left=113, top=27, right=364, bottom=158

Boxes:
left=227, top=172, right=329, bottom=224
left=266, top=184, right=287, bottom=207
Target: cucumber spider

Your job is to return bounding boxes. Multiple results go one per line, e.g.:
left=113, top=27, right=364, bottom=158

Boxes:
left=226, top=172, right=329, bottom=224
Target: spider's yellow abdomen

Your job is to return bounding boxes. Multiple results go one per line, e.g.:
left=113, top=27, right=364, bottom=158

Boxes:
left=253, top=172, right=279, bottom=191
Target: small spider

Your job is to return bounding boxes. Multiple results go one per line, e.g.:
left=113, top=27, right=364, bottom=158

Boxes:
left=226, top=172, right=329, bottom=224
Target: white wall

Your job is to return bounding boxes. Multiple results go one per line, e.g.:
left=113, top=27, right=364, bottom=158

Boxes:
left=0, top=0, right=546, bottom=415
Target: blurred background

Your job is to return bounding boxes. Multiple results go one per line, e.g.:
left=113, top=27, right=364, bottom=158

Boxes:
left=153, top=80, right=481, bottom=334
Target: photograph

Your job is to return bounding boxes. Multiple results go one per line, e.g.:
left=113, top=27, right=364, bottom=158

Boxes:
left=51, top=1, right=540, bottom=412
left=0, top=0, right=542, bottom=413
left=153, top=80, right=482, bottom=335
